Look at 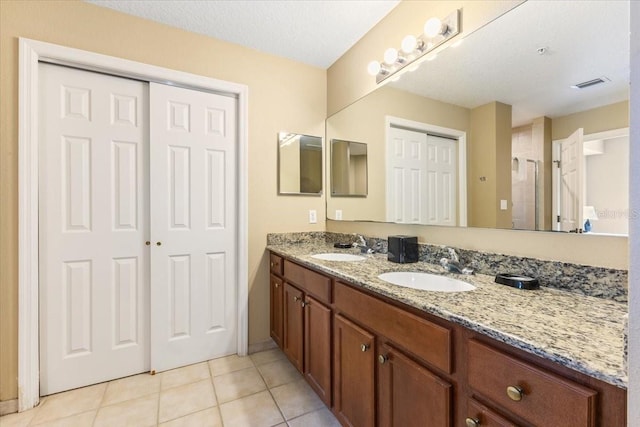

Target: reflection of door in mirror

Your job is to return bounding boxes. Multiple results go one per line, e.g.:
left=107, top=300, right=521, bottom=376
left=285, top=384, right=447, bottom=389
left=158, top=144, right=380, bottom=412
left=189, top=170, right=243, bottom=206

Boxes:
left=386, top=127, right=457, bottom=226
left=552, top=128, right=629, bottom=235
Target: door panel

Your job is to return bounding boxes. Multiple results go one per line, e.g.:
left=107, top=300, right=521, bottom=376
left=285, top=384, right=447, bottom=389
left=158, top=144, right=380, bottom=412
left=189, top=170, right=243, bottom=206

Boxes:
left=560, top=128, right=584, bottom=232
left=149, top=82, right=238, bottom=372
left=304, top=296, right=332, bottom=406
left=39, top=63, right=149, bottom=395
left=283, top=283, right=304, bottom=372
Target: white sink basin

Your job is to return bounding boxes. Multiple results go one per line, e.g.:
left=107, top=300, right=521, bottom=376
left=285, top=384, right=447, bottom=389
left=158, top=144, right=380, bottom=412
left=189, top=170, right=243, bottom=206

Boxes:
left=311, top=253, right=366, bottom=262
left=378, top=272, right=476, bottom=292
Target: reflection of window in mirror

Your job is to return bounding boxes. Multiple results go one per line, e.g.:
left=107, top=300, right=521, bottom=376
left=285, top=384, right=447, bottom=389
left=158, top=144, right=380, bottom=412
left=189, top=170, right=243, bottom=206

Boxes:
left=331, top=139, right=367, bottom=197
left=278, top=132, right=323, bottom=196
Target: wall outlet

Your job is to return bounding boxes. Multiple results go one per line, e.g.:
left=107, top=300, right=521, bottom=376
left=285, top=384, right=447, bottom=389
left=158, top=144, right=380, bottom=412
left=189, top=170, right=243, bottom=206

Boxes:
left=335, top=210, right=343, bottom=220
left=500, top=199, right=508, bottom=210
left=309, top=209, right=317, bottom=224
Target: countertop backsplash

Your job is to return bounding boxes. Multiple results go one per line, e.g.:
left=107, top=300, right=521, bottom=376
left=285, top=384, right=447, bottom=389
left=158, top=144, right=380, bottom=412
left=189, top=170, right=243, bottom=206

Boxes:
left=267, top=231, right=628, bottom=303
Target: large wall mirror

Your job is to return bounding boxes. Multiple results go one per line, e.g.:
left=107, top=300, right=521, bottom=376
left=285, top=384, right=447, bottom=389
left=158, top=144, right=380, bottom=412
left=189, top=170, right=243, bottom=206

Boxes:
left=278, top=132, right=323, bottom=195
left=326, top=0, right=630, bottom=235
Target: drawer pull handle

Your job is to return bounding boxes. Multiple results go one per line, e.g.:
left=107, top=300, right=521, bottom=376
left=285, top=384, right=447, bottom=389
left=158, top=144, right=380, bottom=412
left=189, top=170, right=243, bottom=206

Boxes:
left=378, top=354, right=388, bottom=364
left=360, top=344, right=370, bottom=352
left=465, top=417, right=480, bottom=427
left=507, top=385, right=524, bottom=401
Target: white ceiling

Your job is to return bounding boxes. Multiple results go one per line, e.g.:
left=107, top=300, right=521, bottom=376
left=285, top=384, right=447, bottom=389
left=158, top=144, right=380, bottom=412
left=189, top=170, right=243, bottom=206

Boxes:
left=85, top=0, right=400, bottom=68
left=388, top=0, right=630, bottom=126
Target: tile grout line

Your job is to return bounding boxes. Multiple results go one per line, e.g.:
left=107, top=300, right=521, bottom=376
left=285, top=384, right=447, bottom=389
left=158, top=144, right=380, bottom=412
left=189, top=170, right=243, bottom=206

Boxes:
left=207, top=358, right=224, bottom=427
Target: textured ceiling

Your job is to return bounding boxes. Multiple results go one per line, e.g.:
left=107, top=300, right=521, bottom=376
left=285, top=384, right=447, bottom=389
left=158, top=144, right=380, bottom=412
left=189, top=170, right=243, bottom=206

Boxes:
left=388, top=0, right=630, bottom=126
left=85, top=0, right=400, bottom=68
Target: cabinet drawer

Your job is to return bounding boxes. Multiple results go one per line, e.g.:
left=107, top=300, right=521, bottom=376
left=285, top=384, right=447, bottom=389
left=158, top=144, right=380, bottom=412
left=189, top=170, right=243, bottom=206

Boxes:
left=468, top=340, right=597, bottom=427
left=270, top=253, right=283, bottom=276
left=284, top=260, right=331, bottom=304
left=334, top=282, right=451, bottom=373
left=466, top=399, right=516, bottom=427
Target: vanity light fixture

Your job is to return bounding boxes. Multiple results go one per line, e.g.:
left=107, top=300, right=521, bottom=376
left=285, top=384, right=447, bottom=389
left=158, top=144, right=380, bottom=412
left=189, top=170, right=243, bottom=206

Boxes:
left=367, top=9, right=460, bottom=83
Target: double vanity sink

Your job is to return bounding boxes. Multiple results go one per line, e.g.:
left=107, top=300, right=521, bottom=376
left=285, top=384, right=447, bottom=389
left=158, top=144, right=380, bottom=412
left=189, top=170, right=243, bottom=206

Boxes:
left=311, top=252, right=476, bottom=292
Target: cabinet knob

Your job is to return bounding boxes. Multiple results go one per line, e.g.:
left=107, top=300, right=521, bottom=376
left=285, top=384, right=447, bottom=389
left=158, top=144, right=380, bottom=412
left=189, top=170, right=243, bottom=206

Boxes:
left=293, top=296, right=300, bottom=302
left=360, top=344, right=370, bottom=352
left=301, top=300, right=310, bottom=308
left=378, top=354, right=388, bottom=364
left=274, top=282, right=279, bottom=288
left=270, top=262, right=274, bottom=268
left=465, top=417, right=481, bottom=427
left=506, top=385, right=524, bottom=401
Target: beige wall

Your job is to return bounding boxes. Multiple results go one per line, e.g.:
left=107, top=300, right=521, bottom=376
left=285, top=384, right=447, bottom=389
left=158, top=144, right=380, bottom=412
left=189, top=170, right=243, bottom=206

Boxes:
left=0, top=0, right=326, bottom=401
left=326, top=86, right=469, bottom=221
left=552, top=101, right=629, bottom=140
left=327, top=0, right=524, bottom=115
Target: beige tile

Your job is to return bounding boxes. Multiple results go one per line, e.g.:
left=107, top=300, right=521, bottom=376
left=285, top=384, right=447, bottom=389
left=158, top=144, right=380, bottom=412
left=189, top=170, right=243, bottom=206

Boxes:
left=31, top=410, right=96, bottom=427
left=270, top=379, right=324, bottom=420
left=288, top=408, right=341, bottom=427
left=212, top=366, right=266, bottom=403
left=158, top=379, right=217, bottom=423
left=102, top=372, right=161, bottom=406
left=158, top=407, right=222, bottom=427
left=208, top=354, right=254, bottom=377
left=219, top=390, right=283, bottom=427
left=93, top=394, right=157, bottom=427
left=161, top=362, right=211, bottom=390
left=30, top=383, right=106, bottom=425
left=249, top=348, right=286, bottom=366
left=256, top=358, right=301, bottom=388
left=0, top=408, right=38, bottom=427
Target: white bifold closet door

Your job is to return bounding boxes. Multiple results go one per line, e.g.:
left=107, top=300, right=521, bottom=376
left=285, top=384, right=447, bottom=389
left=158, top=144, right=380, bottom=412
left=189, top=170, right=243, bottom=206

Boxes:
left=39, top=64, right=238, bottom=395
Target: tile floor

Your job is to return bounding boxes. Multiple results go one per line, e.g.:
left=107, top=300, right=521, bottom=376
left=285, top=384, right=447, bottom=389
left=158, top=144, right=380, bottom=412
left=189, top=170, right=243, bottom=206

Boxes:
left=0, top=347, right=341, bottom=427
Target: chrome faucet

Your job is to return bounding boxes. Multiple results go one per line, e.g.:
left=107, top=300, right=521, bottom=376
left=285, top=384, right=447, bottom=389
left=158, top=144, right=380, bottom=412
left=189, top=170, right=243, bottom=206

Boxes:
left=440, top=247, right=474, bottom=275
left=353, top=235, right=382, bottom=254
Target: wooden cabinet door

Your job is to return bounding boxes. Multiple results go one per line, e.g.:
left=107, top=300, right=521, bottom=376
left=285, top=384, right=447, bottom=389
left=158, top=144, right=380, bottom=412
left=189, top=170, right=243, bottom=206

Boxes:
left=270, top=275, right=284, bottom=349
left=283, top=283, right=304, bottom=372
left=378, top=343, right=452, bottom=427
left=304, top=295, right=332, bottom=406
left=334, top=314, right=375, bottom=427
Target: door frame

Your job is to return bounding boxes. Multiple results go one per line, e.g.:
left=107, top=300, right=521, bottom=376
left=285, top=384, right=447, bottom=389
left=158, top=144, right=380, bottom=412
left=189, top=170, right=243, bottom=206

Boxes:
left=18, top=38, right=249, bottom=411
left=384, top=116, right=467, bottom=227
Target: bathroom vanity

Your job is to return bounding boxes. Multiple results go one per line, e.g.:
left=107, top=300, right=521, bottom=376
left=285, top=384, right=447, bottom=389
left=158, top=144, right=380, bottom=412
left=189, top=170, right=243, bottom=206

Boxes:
left=267, top=239, right=627, bottom=426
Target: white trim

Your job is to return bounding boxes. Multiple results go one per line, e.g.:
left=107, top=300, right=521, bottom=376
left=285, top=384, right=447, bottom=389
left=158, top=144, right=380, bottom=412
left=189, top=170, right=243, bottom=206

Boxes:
left=18, top=38, right=249, bottom=410
left=384, top=116, right=468, bottom=227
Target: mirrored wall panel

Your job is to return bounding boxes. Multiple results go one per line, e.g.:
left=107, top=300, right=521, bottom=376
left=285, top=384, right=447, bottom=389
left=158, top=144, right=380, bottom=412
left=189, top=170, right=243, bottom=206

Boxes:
left=278, top=132, right=323, bottom=195
left=325, top=0, right=630, bottom=235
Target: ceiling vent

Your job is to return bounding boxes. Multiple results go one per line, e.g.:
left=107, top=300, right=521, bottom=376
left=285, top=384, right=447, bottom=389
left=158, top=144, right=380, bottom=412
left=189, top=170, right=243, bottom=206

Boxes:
left=571, top=77, right=610, bottom=89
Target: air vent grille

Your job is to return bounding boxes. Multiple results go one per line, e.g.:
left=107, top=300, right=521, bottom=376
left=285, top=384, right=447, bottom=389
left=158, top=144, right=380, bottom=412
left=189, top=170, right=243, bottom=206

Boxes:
left=571, top=77, right=610, bottom=89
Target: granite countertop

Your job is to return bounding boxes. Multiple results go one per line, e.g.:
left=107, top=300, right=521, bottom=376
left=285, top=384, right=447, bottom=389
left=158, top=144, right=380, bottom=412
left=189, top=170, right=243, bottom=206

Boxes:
left=267, top=242, right=628, bottom=389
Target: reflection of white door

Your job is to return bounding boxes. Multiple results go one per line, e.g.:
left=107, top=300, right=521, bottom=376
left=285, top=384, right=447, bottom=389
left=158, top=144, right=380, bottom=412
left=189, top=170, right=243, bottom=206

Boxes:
left=150, top=83, right=237, bottom=372
left=426, top=135, right=457, bottom=226
left=39, top=63, right=150, bottom=395
left=560, top=128, right=584, bottom=232
left=386, top=128, right=457, bottom=225
left=387, top=127, right=427, bottom=223
left=39, top=64, right=238, bottom=395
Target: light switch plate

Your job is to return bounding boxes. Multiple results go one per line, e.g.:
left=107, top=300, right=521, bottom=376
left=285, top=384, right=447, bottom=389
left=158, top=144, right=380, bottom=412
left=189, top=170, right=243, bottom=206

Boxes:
left=335, top=210, right=343, bottom=220
left=309, top=210, right=317, bottom=224
left=500, top=199, right=508, bottom=210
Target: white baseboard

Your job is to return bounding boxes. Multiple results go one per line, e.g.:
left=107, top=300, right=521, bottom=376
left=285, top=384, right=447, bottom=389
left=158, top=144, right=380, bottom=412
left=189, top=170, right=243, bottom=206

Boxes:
left=0, top=399, right=18, bottom=416
left=248, top=339, right=277, bottom=354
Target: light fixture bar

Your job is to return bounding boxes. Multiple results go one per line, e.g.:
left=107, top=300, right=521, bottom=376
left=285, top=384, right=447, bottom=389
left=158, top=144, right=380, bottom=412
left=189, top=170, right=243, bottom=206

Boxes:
left=371, top=9, right=460, bottom=84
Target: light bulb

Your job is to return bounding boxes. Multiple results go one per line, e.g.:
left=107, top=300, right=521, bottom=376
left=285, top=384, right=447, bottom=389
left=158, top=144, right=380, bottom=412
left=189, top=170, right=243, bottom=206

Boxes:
left=367, top=61, right=381, bottom=76
left=383, top=48, right=398, bottom=65
left=424, top=17, right=444, bottom=38
left=401, top=35, right=417, bottom=54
